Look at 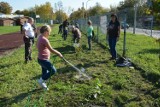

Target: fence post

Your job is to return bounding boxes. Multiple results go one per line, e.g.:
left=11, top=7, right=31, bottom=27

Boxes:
left=122, top=10, right=127, bottom=57
left=97, top=16, right=100, bottom=43
left=150, top=15, right=153, bottom=37
left=133, top=4, right=137, bottom=34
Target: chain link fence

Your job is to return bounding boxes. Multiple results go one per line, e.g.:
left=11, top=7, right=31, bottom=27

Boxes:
left=73, top=8, right=160, bottom=77
left=75, top=7, right=160, bottom=40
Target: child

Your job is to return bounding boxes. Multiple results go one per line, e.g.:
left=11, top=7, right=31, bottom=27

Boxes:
left=37, top=25, right=63, bottom=90
left=87, top=20, right=93, bottom=50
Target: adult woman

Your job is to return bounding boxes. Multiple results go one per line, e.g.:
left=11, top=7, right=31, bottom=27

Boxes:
left=71, top=25, right=81, bottom=43
left=87, top=20, right=93, bottom=50
left=107, top=13, right=120, bottom=60
left=37, top=25, right=63, bottom=90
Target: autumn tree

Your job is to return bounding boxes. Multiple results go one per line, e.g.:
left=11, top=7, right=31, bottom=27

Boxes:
left=69, top=7, right=85, bottom=20
left=36, top=2, right=55, bottom=20
left=70, top=2, right=108, bottom=20
left=88, top=2, right=109, bottom=16
left=0, top=2, right=12, bottom=14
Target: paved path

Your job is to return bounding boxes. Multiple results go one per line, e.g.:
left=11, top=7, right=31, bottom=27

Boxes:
left=126, top=27, right=160, bottom=39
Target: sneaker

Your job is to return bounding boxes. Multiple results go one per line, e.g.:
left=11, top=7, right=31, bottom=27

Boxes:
left=38, top=79, right=49, bottom=90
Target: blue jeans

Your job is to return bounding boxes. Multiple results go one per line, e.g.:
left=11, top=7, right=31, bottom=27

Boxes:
left=63, top=29, right=68, bottom=40
left=38, top=59, right=57, bottom=80
left=88, top=36, right=92, bottom=50
left=108, top=37, right=117, bottom=58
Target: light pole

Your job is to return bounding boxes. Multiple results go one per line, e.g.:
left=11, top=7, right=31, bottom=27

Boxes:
left=133, top=4, right=137, bottom=34
left=35, top=4, right=37, bottom=24
left=86, top=0, right=91, bottom=20
left=82, top=2, right=84, bottom=19
left=57, top=1, right=63, bottom=23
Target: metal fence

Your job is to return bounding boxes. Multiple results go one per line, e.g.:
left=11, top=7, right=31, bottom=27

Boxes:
left=73, top=8, right=160, bottom=74
left=75, top=7, right=160, bottom=40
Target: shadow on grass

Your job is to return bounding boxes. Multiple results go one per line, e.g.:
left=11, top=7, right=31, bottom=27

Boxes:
left=49, top=39, right=62, bottom=43
left=0, top=61, right=21, bottom=69
left=132, top=63, right=160, bottom=88
left=123, top=87, right=160, bottom=106
left=0, top=88, right=42, bottom=107
left=55, top=45, right=75, bottom=54
left=139, top=49, right=160, bottom=54
left=31, top=65, right=76, bottom=80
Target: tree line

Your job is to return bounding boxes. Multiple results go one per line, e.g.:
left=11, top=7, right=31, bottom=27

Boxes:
left=0, top=0, right=159, bottom=24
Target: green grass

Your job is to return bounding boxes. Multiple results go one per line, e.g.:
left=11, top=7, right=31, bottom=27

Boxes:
left=92, top=27, right=160, bottom=81
left=0, top=26, right=21, bottom=35
left=0, top=25, right=160, bottom=106
left=0, top=23, right=44, bottom=35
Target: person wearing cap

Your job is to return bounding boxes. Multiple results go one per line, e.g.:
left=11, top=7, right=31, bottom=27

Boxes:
left=107, top=13, right=120, bottom=60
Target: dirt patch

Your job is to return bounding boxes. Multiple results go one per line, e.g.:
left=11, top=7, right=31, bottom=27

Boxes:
left=0, top=32, right=24, bottom=56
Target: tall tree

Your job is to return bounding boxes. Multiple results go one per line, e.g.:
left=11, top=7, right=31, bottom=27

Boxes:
left=0, top=2, right=12, bottom=14
left=88, top=2, right=109, bottom=16
left=69, top=7, right=84, bottom=20
left=55, top=1, right=63, bottom=22
left=69, top=2, right=109, bottom=20
left=147, top=0, right=160, bottom=14
left=22, top=9, right=30, bottom=16
left=15, top=10, right=22, bottom=15
left=35, top=2, right=55, bottom=20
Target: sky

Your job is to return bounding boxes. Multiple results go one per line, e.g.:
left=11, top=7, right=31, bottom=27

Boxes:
left=1, top=0, right=124, bottom=13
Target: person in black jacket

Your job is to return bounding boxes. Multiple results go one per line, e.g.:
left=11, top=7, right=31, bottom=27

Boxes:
left=107, top=13, right=120, bottom=60
left=62, top=19, right=69, bottom=40
left=58, top=23, right=63, bottom=34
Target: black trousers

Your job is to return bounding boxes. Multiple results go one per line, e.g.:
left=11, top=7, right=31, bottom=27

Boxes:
left=24, top=37, right=34, bottom=61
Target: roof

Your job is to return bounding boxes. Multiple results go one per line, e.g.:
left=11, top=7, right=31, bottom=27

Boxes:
left=0, top=18, right=15, bottom=21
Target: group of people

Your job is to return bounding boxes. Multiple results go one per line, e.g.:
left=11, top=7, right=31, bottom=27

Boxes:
left=22, top=18, right=63, bottom=90
left=21, top=13, right=120, bottom=90
left=58, top=19, right=94, bottom=50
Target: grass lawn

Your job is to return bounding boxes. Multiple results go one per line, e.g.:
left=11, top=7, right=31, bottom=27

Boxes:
left=0, top=23, right=44, bottom=35
left=92, top=27, right=160, bottom=82
left=0, top=25, right=160, bottom=106
left=0, top=26, right=21, bottom=35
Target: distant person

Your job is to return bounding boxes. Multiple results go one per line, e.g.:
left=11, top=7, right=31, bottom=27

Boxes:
left=58, top=23, right=63, bottom=34
left=37, top=25, right=63, bottom=90
left=87, top=20, right=93, bottom=50
left=107, top=13, right=120, bottom=60
left=75, top=22, right=79, bottom=29
left=62, top=19, right=69, bottom=40
left=20, top=22, right=23, bottom=34
left=71, top=25, right=81, bottom=43
left=23, top=17, right=35, bottom=63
